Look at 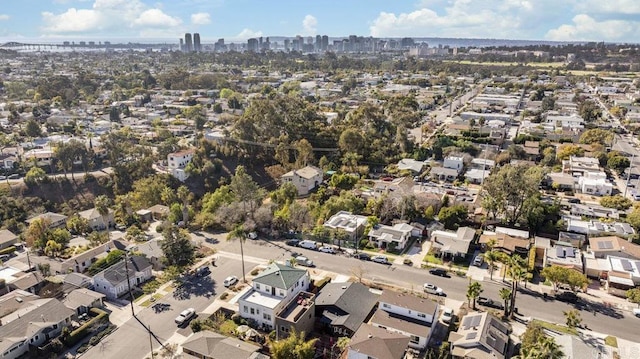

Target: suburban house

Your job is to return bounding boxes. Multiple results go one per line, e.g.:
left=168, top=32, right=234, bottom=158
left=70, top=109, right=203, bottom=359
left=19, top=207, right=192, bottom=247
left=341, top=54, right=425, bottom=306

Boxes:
left=448, top=312, right=510, bottom=359
left=346, top=323, right=410, bottom=359
left=238, top=263, right=310, bottom=331
left=429, top=166, right=460, bottom=182
left=281, top=165, right=323, bottom=196
left=396, top=158, right=427, bottom=175
left=587, top=236, right=640, bottom=260
left=430, top=227, right=475, bottom=258
left=129, top=239, right=165, bottom=270
left=315, top=282, right=380, bottom=337
left=562, top=156, right=600, bottom=177
left=0, top=229, right=18, bottom=251
left=0, top=298, right=74, bottom=359
left=577, top=172, right=613, bottom=196
left=7, top=272, right=46, bottom=294
left=92, top=256, right=152, bottom=299
left=367, top=223, right=413, bottom=251
left=479, top=231, right=530, bottom=257
left=464, top=158, right=495, bottom=184
left=371, top=291, right=439, bottom=350
left=564, top=217, right=635, bottom=237
left=545, top=244, right=584, bottom=272
left=46, top=239, right=128, bottom=275
left=180, top=331, right=268, bottom=359
left=146, top=204, right=170, bottom=221
left=323, top=211, right=369, bottom=241
left=167, top=148, right=195, bottom=182
left=585, top=255, right=640, bottom=295
left=552, top=332, right=614, bottom=359
left=25, top=212, right=68, bottom=229
left=275, top=291, right=316, bottom=340
left=61, top=288, right=106, bottom=316
left=78, top=207, right=115, bottom=231
left=443, top=156, right=464, bottom=173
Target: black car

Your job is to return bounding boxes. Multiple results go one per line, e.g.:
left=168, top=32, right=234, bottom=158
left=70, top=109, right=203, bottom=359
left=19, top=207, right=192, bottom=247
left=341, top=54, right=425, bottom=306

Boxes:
left=555, top=291, right=579, bottom=304
left=477, top=297, right=504, bottom=310
left=285, top=239, right=301, bottom=247
left=429, top=268, right=450, bottom=277
left=567, top=198, right=581, bottom=204
left=353, top=253, right=371, bottom=261
left=195, top=266, right=211, bottom=277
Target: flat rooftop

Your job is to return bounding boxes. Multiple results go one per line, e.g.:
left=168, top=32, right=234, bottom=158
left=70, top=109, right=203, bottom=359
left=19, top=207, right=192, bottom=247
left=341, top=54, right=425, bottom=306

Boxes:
left=241, top=289, right=282, bottom=309
left=277, top=292, right=315, bottom=323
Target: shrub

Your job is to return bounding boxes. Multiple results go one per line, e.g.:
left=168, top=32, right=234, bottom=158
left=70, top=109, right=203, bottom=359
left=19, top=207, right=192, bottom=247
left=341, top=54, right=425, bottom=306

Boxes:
left=220, top=292, right=229, bottom=300
left=0, top=246, right=17, bottom=256
left=250, top=269, right=260, bottom=276
left=64, top=309, right=109, bottom=346
left=88, top=336, right=99, bottom=346
left=76, top=344, right=89, bottom=353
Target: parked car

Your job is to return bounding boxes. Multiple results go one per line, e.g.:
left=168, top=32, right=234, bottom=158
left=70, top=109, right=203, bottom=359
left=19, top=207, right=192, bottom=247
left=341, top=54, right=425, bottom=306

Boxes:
left=567, top=198, right=581, bottom=204
left=0, top=176, right=5, bottom=180
left=319, top=246, right=336, bottom=254
left=633, top=308, right=640, bottom=318
left=472, top=255, right=484, bottom=267
left=7, top=174, right=19, bottom=180
left=477, top=297, right=504, bottom=310
left=295, top=256, right=314, bottom=267
left=353, top=253, right=371, bottom=261
left=298, top=240, right=318, bottom=250
left=555, top=291, right=579, bottom=303
left=440, top=307, right=454, bottom=324
left=175, top=308, right=196, bottom=326
left=429, top=268, right=449, bottom=277
left=423, top=283, right=444, bottom=296
left=223, top=276, right=238, bottom=287
left=285, top=239, right=301, bottom=247
left=371, top=255, right=390, bottom=265
left=248, top=232, right=258, bottom=240
left=195, top=266, right=211, bottom=277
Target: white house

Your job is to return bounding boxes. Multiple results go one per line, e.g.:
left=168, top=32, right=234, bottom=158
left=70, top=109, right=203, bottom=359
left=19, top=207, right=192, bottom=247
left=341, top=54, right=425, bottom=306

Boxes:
left=323, top=211, right=369, bottom=240
left=92, top=256, right=152, bottom=299
left=397, top=158, right=427, bottom=174
left=78, top=207, right=115, bottom=231
left=578, top=172, right=613, bottom=196
left=448, top=312, right=510, bottom=359
left=281, top=165, right=323, bottom=196
left=443, top=156, right=464, bottom=173
left=371, top=291, right=439, bottom=350
left=0, top=298, right=74, bottom=359
left=367, top=223, right=413, bottom=250
left=238, top=263, right=309, bottom=331
left=430, top=227, right=475, bottom=258
left=167, top=148, right=195, bottom=182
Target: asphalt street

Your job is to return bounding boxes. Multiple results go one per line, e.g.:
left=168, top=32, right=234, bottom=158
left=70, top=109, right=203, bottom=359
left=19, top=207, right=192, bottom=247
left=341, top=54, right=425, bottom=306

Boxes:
left=82, top=257, right=243, bottom=359
left=220, top=238, right=640, bottom=342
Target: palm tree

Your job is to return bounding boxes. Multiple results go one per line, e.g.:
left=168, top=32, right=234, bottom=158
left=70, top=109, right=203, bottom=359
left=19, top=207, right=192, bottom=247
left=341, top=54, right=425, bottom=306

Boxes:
left=227, top=224, right=247, bottom=283
left=467, top=281, right=483, bottom=309
left=563, top=309, right=582, bottom=329
left=508, top=256, right=528, bottom=317
left=94, top=195, right=111, bottom=239
left=499, top=288, right=511, bottom=318
left=484, top=250, right=500, bottom=280
left=518, top=336, right=564, bottom=359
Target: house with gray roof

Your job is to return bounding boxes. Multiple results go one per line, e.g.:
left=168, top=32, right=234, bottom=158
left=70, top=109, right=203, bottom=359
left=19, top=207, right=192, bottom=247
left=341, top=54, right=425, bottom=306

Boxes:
left=0, top=298, right=74, bottom=359
left=180, top=331, right=268, bottom=359
left=430, top=227, right=475, bottom=258
left=92, top=256, right=152, bottom=299
left=315, top=282, right=380, bottom=337
left=238, top=262, right=309, bottom=331
left=78, top=207, right=114, bottom=231
left=368, top=223, right=413, bottom=250
left=448, top=311, right=510, bottom=359
left=25, top=212, right=68, bottom=229
left=281, top=165, right=323, bottom=196
left=129, top=239, right=165, bottom=270
left=0, top=229, right=18, bottom=251
left=61, top=288, right=105, bottom=316
left=347, top=323, right=410, bottom=359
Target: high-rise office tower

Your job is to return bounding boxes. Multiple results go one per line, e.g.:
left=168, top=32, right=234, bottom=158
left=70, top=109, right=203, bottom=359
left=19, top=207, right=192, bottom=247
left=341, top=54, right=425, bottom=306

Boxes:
left=321, top=35, right=329, bottom=51
left=193, top=33, right=201, bottom=52
left=315, top=35, right=321, bottom=51
left=179, top=38, right=184, bottom=51
left=185, top=33, right=193, bottom=52
left=247, top=38, right=259, bottom=52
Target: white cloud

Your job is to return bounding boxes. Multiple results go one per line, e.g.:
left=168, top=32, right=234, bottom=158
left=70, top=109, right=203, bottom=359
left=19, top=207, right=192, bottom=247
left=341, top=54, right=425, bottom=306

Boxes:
left=133, top=9, right=182, bottom=28
left=191, top=12, right=211, bottom=25
left=575, top=0, right=640, bottom=15
left=234, top=28, right=262, bottom=40
left=546, top=14, right=640, bottom=41
left=0, top=14, right=9, bottom=21
left=40, top=0, right=183, bottom=36
left=302, top=14, right=317, bottom=35
left=369, top=0, right=569, bottom=39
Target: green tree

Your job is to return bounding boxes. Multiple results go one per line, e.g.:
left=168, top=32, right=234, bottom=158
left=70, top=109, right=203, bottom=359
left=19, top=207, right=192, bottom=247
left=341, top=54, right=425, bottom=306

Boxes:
left=542, top=265, right=587, bottom=292
left=578, top=100, right=602, bottom=122
left=25, top=118, right=42, bottom=138
left=24, top=167, right=47, bottom=187
left=338, top=128, right=364, bottom=154
left=607, top=155, right=630, bottom=174
left=24, top=218, right=50, bottom=249
left=499, top=288, right=511, bottom=317
left=437, top=204, right=468, bottom=230
left=579, top=128, right=614, bottom=145
left=294, top=138, right=314, bottom=168
left=626, top=287, right=640, bottom=307
left=160, top=224, right=195, bottom=270
left=564, top=309, right=582, bottom=329
left=126, top=225, right=146, bottom=242
left=556, top=144, right=585, bottom=160
left=484, top=250, right=500, bottom=280
left=271, top=182, right=298, bottom=207
left=177, top=185, right=192, bottom=225
left=66, top=215, right=89, bottom=235
left=466, top=281, right=483, bottom=309
left=270, top=330, right=317, bottom=359
left=230, top=165, right=263, bottom=214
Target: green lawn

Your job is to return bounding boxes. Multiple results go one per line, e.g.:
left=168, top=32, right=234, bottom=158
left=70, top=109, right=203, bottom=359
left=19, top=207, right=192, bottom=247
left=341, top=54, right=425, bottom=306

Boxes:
left=605, top=336, right=618, bottom=348
left=532, top=319, right=578, bottom=336
left=424, top=253, right=443, bottom=265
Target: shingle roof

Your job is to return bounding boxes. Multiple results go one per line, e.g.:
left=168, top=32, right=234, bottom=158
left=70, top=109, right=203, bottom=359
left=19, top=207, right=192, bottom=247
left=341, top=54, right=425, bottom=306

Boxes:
left=349, top=323, right=409, bottom=359
left=62, top=288, right=105, bottom=311
left=95, top=256, right=151, bottom=286
left=253, top=262, right=307, bottom=290
left=0, top=229, right=18, bottom=245
left=315, top=282, right=380, bottom=333
left=181, top=331, right=261, bottom=359
left=0, top=298, right=74, bottom=354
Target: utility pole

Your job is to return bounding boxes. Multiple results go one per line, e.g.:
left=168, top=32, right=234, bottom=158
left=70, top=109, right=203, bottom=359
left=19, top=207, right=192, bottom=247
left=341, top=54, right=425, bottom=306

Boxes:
left=123, top=252, right=135, bottom=316
left=148, top=325, right=154, bottom=359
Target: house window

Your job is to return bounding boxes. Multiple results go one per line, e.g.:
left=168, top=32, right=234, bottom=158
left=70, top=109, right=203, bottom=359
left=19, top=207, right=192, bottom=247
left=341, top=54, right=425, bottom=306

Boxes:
left=417, top=313, right=426, bottom=318
left=53, top=324, right=58, bottom=329
left=250, top=308, right=255, bottom=315
left=244, top=306, right=248, bottom=313
left=255, top=284, right=260, bottom=290
left=410, top=336, right=420, bottom=344
left=263, top=313, right=271, bottom=321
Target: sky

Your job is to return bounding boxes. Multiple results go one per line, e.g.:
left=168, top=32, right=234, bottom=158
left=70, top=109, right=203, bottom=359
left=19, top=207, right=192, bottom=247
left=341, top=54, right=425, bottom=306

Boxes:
left=0, top=0, right=639, bottom=43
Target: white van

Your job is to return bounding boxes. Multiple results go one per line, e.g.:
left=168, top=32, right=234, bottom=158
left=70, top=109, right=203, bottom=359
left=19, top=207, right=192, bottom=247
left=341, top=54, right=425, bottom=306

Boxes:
left=295, top=256, right=314, bottom=267
left=298, top=240, right=317, bottom=250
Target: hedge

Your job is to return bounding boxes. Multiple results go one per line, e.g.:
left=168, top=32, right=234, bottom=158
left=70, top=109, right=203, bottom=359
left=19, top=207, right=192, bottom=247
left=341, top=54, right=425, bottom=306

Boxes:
left=0, top=246, right=17, bottom=256
left=64, top=308, right=109, bottom=346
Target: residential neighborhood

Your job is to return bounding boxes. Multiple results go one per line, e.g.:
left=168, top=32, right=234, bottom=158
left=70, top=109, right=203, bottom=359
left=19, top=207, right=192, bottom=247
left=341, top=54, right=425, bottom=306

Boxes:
left=2, top=30, right=640, bottom=359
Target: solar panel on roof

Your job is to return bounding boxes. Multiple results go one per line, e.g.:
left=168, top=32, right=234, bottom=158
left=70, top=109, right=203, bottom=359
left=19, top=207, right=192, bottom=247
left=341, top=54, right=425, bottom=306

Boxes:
left=556, top=246, right=565, bottom=258
left=462, top=316, right=472, bottom=329
left=621, top=259, right=633, bottom=271
left=470, top=315, right=482, bottom=328
left=566, top=247, right=575, bottom=258
left=604, top=241, right=614, bottom=249
left=466, top=332, right=477, bottom=340
left=597, top=242, right=605, bottom=250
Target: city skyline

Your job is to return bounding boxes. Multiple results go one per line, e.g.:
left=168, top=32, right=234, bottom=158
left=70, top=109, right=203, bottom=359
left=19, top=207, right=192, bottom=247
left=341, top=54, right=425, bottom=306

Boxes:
left=0, top=0, right=639, bottom=43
